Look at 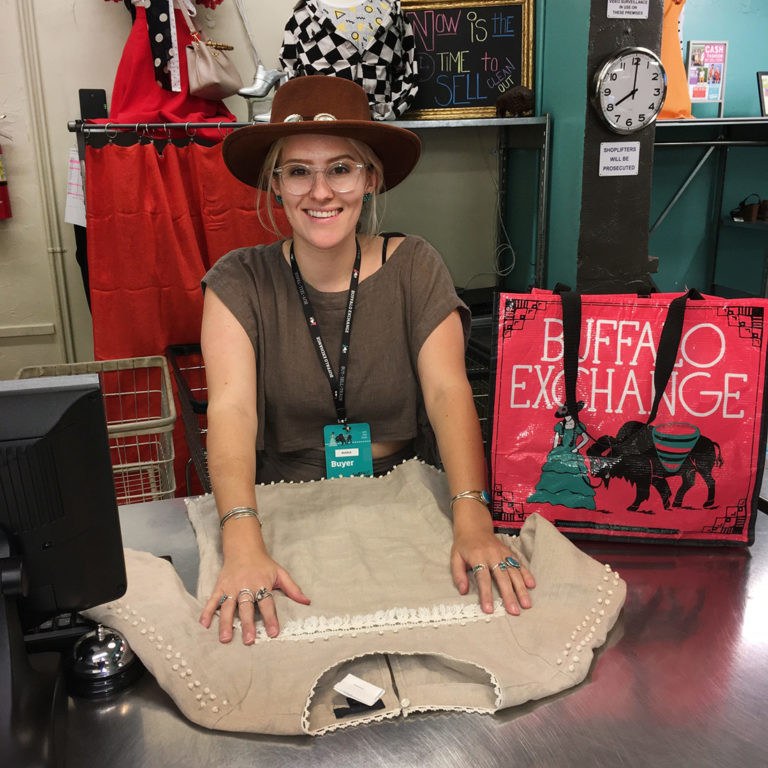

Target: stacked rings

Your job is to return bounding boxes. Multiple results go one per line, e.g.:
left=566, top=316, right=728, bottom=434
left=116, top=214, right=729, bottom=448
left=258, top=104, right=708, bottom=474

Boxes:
left=477, top=557, right=521, bottom=575
left=237, top=588, right=256, bottom=604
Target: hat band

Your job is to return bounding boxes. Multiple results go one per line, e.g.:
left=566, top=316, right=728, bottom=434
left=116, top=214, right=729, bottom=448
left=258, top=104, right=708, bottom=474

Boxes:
left=283, top=112, right=338, bottom=123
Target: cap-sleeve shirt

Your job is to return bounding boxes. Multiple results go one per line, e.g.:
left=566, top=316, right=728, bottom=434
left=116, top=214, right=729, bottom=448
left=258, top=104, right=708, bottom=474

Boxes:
left=201, top=235, right=469, bottom=481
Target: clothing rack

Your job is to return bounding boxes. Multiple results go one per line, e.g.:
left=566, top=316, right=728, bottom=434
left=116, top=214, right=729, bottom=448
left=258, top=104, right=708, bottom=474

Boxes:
left=67, top=120, right=260, bottom=135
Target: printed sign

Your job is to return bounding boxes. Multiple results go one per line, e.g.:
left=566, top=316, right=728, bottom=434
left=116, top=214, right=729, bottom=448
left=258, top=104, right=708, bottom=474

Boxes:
left=687, top=41, right=727, bottom=103
left=607, top=0, right=649, bottom=19
left=599, top=142, right=640, bottom=176
left=402, top=0, right=533, bottom=118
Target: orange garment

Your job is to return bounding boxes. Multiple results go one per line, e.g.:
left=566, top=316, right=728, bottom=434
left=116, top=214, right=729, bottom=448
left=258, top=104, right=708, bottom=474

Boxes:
left=659, top=0, right=693, bottom=119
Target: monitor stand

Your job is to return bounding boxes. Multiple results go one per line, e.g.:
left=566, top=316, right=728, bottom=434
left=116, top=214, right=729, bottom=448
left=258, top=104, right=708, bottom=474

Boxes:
left=0, top=530, right=65, bottom=768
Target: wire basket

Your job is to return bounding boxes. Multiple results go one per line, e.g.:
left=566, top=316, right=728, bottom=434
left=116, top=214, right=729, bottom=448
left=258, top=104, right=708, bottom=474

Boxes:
left=16, top=356, right=177, bottom=504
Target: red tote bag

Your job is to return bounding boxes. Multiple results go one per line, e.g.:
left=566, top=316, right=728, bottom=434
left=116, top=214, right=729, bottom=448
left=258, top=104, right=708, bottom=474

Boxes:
left=489, top=289, right=768, bottom=546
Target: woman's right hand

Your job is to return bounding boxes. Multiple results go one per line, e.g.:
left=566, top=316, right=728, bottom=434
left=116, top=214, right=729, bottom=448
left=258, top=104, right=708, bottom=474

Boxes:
left=199, top=550, right=310, bottom=644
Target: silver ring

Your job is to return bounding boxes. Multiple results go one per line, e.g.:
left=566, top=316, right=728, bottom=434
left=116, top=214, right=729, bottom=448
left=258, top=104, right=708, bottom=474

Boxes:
left=471, top=564, right=485, bottom=575
left=255, top=587, right=273, bottom=602
left=491, top=561, right=508, bottom=572
left=237, top=588, right=256, bottom=604
left=505, top=556, right=521, bottom=569
left=217, top=594, right=234, bottom=606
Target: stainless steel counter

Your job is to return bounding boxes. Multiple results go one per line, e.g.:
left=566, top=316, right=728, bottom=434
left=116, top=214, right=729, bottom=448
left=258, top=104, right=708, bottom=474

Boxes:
left=63, top=499, right=768, bottom=767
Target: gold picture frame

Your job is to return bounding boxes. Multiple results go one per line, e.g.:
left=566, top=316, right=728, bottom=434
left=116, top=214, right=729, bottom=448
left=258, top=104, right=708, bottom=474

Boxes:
left=402, top=0, right=534, bottom=120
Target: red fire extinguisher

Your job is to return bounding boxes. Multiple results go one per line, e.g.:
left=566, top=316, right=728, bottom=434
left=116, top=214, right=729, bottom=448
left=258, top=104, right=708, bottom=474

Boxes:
left=0, top=143, right=11, bottom=220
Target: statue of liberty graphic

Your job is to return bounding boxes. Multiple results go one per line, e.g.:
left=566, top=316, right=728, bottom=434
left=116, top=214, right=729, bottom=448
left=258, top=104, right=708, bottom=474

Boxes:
left=527, top=401, right=596, bottom=510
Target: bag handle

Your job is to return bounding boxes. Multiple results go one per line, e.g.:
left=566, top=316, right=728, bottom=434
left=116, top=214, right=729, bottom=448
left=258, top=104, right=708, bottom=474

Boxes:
left=178, top=2, right=205, bottom=42
left=647, top=289, right=703, bottom=422
left=560, top=289, right=582, bottom=422
left=560, top=288, right=703, bottom=426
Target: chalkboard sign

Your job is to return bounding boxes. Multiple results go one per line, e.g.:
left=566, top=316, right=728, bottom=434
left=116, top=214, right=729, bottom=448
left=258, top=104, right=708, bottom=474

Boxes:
left=402, top=0, right=534, bottom=119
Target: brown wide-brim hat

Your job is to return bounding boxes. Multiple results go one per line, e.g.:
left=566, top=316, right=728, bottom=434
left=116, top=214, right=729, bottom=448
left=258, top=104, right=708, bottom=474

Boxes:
left=222, top=75, right=421, bottom=191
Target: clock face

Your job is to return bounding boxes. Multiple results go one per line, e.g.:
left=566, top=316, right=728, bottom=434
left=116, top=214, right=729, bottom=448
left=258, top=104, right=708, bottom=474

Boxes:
left=593, top=47, right=667, bottom=134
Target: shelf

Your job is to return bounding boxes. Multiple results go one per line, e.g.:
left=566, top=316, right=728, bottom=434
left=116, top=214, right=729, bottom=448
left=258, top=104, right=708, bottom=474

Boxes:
left=721, top=216, right=768, bottom=233
left=655, top=117, right=768, bottom=146
left=395, top=115, right=548, bottom=130
left=651, top=117, right=768, bottom=296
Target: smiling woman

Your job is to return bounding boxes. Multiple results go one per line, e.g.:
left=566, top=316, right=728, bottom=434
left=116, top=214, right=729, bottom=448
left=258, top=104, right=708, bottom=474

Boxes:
left=197, top=75, right=536, bottom=647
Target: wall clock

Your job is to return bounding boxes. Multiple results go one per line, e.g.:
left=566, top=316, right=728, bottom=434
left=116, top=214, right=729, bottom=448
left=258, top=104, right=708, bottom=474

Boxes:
left=592, top=47, right=667, bottom=134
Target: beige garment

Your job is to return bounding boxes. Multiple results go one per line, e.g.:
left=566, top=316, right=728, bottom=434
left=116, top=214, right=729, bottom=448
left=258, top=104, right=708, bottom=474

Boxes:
left=84, top=460, right=626, bottom=735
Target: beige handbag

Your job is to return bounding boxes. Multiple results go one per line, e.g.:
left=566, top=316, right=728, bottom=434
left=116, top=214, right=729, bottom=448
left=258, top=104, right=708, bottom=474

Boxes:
left=180, top=4, right=242, bottom=100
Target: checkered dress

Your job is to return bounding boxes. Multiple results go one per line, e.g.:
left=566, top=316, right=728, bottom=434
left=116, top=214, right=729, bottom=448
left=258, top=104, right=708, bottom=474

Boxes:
left=280, top=0, right=419, bottom=120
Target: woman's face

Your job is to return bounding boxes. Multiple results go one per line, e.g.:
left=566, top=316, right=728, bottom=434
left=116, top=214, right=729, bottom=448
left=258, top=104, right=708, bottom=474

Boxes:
left=271, top=134, right=375, bottom=253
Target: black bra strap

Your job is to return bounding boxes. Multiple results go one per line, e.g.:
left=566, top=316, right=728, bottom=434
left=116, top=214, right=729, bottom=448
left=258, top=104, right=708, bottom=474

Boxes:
left=380, top=231, right=405, bottom=265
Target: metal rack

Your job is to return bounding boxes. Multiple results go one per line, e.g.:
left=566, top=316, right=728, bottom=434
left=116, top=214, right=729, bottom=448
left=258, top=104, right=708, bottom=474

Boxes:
left=653, top=117, right=768, bottom=294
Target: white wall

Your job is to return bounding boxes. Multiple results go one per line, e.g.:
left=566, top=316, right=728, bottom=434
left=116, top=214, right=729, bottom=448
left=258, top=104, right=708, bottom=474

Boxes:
left=0, top=0, right=498, bottom=380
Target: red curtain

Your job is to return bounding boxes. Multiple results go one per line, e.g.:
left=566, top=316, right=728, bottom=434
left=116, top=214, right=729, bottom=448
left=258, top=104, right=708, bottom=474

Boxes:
left=85, top=139, right=289, bottom=494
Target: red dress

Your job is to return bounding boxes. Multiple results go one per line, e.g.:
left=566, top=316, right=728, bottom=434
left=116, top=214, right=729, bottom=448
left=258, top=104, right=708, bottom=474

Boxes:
left=105, top=7, right=236, bottom=132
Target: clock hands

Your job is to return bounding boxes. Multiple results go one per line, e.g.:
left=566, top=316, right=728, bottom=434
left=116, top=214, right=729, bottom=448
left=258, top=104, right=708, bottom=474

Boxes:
left=614, top=88, right=638, bottom=107
left=594, top=48, right=666, bottom=133
left=631, top=58, right=640, bottom=97
left=614, top=59, right=641, bottom=106
left=613, top=59, right=641, bottom=109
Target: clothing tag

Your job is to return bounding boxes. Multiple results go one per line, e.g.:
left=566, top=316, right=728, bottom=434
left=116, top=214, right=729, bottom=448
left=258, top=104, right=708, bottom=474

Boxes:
left=324, top=423, right=373, bottom=478
left=333, top=673, right=385, bottom=707
left=333, top=697, right=386, bottom=720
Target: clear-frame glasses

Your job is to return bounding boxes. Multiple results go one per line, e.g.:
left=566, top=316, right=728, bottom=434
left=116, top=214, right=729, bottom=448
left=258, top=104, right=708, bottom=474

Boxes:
left=273, top=160, right=368, bottom=195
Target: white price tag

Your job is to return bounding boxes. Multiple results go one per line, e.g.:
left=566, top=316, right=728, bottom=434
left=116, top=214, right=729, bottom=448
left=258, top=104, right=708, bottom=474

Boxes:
left=333, top=674, right=385, bottom=707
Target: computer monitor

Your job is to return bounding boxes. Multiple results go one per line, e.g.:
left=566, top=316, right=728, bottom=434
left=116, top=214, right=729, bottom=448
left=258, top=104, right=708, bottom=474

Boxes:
left=0, top=373, right=127, bottom=767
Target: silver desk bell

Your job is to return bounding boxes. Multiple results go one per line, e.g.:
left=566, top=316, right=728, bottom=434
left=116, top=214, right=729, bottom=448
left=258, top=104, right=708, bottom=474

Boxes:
left=68, top=624, right=143, bottom=698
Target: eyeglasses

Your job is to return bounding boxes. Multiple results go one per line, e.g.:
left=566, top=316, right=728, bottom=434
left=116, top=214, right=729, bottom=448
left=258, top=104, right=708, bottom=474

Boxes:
left=273, top=161, right=368, bottom=195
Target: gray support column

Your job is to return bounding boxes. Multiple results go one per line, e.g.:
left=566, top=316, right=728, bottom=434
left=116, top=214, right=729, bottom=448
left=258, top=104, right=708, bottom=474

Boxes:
left=576, top=0, right=664, bottom=293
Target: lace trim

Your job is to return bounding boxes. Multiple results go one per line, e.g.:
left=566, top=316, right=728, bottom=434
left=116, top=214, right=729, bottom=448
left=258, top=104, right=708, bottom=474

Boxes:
left=301, top=650, right=502, bottom=734
left=185, top=459, right=434, bottom=500
left=234, top=598, right=507, bottom=642
left=402, top=703, right=497, bottom=718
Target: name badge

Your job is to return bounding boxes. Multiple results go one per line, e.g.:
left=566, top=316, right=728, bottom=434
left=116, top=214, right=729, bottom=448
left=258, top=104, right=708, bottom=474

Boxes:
left=324, top=423, right=373, bottom=478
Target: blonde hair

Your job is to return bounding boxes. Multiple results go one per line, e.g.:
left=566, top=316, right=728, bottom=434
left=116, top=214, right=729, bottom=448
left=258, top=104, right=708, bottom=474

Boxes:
left=256, top=136, right=385, bottom=238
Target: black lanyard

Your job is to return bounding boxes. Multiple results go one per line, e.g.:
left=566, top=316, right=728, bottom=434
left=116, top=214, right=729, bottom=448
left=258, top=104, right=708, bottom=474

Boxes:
left=289, top=239, right=361, bottom=425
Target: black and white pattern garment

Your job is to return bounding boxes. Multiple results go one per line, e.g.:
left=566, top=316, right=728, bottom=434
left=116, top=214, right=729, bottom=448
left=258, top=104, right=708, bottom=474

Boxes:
left=317, top=0, right=384, bottom=52
left=280, top=0, right=419, bottom=120
left=142, top=0, right=181, bottom=92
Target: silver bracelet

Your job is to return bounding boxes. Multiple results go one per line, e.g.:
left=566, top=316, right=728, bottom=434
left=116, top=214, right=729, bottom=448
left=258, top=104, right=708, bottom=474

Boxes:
left=219, top=506, right=261, bottom=530
left=449, top=490, right=490, bottom=514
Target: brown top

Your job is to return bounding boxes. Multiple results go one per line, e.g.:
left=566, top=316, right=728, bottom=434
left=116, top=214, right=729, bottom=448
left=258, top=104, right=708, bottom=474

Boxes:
left=201, top=236, right=470, bottom=480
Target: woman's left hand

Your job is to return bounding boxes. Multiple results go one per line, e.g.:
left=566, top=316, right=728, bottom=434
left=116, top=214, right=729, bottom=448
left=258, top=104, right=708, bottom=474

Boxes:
left=451, top=522, right=536, bottom=616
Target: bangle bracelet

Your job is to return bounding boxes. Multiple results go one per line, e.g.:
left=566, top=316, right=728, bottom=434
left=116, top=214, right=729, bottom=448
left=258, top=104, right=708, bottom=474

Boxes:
left=219, top=506, right=261, bottom=530
left=449, top=490, right=490, bottom=514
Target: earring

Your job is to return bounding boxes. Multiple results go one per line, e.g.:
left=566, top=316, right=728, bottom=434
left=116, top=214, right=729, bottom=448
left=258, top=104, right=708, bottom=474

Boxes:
left=275, top=194, right=283, bottom=206
left=363, top=192, right=372, bottom=204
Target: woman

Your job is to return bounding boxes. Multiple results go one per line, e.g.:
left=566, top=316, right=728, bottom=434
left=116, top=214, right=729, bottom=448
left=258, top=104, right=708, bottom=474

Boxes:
left=198, top=75, right=535, bottom=645
left=527, top=402, right=596, bottom=510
